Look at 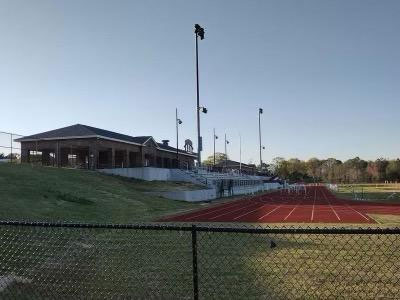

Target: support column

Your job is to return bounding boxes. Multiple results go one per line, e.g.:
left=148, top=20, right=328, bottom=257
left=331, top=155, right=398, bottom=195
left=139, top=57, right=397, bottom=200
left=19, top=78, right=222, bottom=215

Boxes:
left=42, top=151, right=50, bottom=166
left=141, top=148, right=146, bottom=167
left=111, top=148, right=115, bottom=168
left=89, top=143, right=98, bottom=170
left=21, top=148, right=29, bottom=163
left=56, top=142, right=60, bottom=167
left=60, top=148, right=69, bottom=167
left=126, top=150, right=130, bottom=168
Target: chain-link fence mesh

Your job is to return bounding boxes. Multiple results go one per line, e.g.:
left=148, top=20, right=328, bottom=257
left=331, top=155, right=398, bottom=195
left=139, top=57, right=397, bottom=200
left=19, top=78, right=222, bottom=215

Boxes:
left=0, top=131, right=23, bottom=163
left=1, top=222, right=400, bottom=299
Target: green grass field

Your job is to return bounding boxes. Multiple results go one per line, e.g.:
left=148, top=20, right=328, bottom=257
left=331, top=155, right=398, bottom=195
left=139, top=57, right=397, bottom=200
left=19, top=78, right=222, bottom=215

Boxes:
left=2, top=224, right=399, bottom=299
left=335, top=183, right=400, bottom=203
left=0, top=163, right=205, bottom=223
left=1, top=165, right=400, bottom=298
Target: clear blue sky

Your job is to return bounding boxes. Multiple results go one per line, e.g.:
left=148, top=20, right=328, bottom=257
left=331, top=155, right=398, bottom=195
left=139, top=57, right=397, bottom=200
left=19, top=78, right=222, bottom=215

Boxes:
left=1, top=0, right=399, bottom=163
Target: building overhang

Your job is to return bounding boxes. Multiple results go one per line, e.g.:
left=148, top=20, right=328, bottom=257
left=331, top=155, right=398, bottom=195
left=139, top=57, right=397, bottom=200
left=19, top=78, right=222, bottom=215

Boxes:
left=17, top=135, right=197, bottom=158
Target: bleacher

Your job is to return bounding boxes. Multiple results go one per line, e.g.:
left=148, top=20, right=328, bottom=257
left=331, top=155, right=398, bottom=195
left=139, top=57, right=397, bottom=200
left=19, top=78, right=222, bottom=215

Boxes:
left=181, top=167, right=278, bottom=197
left=183, top=167, right=258, bottom=185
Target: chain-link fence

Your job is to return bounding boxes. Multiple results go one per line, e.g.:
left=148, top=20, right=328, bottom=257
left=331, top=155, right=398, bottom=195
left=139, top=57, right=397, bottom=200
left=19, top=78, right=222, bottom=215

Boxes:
left=1, top=222, right=400, bottom=299
left=0, top=131, right=23, bottom=163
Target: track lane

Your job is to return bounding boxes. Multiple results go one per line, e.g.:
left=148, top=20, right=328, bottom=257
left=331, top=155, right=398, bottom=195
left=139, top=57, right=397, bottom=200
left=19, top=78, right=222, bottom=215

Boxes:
left=162, top=186, right=399, bottom=224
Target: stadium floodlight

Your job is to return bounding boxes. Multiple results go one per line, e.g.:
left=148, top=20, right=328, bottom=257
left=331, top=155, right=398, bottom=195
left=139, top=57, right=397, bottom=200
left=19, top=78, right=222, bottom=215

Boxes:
left=199, top=106, right=208, bottom=114
left=195, top=24, right=205, bottom=40
left=195, top=24, right=206, bottom=167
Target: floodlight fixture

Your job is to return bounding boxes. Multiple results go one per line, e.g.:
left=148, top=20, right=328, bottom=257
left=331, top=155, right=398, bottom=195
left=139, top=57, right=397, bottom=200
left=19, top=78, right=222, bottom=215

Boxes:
left=199, top=106, right=208, bottom=114
left=195, top=24, right=205, bottom=40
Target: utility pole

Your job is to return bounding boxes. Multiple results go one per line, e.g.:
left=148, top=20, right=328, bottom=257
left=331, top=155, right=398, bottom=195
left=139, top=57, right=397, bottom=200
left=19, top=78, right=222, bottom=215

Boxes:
left=213, top=128, right=218, bottom=167
left=176, top=108, right=182, bottom=168
left=258, top=108, right=263, bottom=170
left=239, top=134, right=242, bottom=173
left=194, top=24, right=206, bottom=167
left=10, top=133, right=13, bottom=163
left=224, top=134, right=229, bottom=169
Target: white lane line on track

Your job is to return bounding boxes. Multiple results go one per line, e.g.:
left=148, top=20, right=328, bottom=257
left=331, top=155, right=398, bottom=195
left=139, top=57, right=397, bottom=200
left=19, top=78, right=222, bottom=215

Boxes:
left=284, top=200, right=301, bottom=221
left=185, top=198, right=254, bottom=220
left=337, top=199, right=370, bottom=221
left=258, top=202, right=289, bottom=221
left=321, top=187, right=341, bottom=221
left=209, top=201, right=262, bottom=220
left=233, top=203, right=276, bottom=220
left=311, top=192, right=316, bottom=222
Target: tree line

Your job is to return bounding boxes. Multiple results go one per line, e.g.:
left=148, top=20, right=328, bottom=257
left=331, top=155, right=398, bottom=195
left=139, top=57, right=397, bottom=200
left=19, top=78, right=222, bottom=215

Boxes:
left=270, top=157, right=400, bottom=183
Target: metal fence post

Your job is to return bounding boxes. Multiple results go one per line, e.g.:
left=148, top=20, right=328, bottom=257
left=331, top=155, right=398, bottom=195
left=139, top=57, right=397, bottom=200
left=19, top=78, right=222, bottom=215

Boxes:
left=10, top=133, right=13, bottom=163
left=191, top=225, right=199, bottom=300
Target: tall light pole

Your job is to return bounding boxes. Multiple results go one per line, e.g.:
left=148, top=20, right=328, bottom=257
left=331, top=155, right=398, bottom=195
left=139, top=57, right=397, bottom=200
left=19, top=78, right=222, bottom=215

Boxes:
left=213, top=128, right=218, bottom=167
left=195, top=24, right=206, bottom=167
left=224, top=133, right=229, bottom=169
left=259, top=108, right=263, bottom=170
left=239, top=134, right=242, bottom=173
left=176, top=108, right=182, bottom=168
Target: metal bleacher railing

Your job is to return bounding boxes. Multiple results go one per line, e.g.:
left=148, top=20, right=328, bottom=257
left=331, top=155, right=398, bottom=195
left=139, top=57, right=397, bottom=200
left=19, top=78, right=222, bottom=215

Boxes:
left=185, top=167, right=264, bottom=188
left=1, top=221, right=400, bottom=299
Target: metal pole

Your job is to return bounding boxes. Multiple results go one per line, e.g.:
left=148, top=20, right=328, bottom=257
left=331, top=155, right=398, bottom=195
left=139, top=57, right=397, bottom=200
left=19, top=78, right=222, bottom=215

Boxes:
left=191, top=225, right=199, bottom=300
left=176, top=108, right=179, bottom=168
left=224, top=134, right=227, bottom=169
left=195, top=32, right=201, bottom=167
left=259, top=110, right=262, bottom=170
left=213, top=128, right=216, bottom=167
left=10, top=133, right=13, bottom=163
left=239, top=134, right=242, bottom=172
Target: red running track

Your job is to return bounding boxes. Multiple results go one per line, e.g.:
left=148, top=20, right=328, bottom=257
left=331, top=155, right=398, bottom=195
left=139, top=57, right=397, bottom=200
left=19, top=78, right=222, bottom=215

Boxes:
left=161, top=186, right=400, bottom=224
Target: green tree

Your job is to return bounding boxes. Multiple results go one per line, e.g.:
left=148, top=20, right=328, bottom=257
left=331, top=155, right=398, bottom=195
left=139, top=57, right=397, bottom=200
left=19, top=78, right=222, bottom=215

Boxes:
left=306, top=158, right=322, bottom=180
left=367, top=158, right=389, bottom=182
left=203, top=152, right=228, bottom=166
left=386, top=160, right=400, bottom=181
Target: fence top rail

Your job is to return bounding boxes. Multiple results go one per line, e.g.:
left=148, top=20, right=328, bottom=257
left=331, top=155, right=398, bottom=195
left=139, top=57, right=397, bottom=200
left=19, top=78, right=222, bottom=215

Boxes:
left=0, top=130, right=23, bottom=136
left=1, top=220, right=400, bottom=234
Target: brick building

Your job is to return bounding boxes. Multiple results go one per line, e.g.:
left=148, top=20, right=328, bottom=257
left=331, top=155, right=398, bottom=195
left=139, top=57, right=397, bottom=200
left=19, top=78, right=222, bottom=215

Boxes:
left=16, top=124, right=196, bottom=170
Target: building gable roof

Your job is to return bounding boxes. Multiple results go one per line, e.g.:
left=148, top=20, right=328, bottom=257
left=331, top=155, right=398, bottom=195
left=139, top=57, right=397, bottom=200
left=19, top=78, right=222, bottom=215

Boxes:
left=15, top=124, right=197, bottom=157
left=16, top=124, right=151, bottom=145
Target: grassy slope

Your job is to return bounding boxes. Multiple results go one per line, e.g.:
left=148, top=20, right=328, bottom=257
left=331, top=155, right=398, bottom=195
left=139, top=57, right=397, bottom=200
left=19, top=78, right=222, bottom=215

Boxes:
left=0, top=164, right=203, bottom=223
